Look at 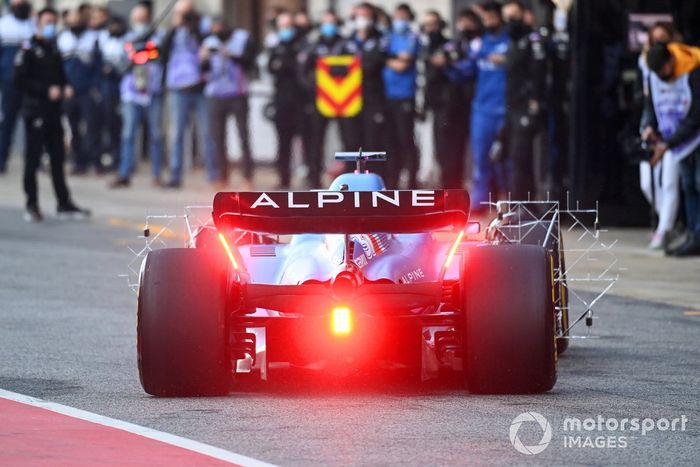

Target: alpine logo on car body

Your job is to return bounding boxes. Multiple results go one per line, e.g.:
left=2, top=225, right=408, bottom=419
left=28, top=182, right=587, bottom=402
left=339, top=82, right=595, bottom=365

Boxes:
left=248, top=190, right=437, bottom=209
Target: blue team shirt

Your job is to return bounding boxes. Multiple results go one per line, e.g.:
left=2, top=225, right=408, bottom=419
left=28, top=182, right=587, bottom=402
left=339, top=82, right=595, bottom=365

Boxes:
left=382, top=30, right=420, bottom=100
left=472, top=28, right=509, bottom=116
left=446, top=29, right=509, bottom=117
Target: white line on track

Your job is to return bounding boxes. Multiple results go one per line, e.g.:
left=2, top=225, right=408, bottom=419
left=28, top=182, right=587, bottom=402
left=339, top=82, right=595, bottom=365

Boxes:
left=0, top=389, right=275, bottom=467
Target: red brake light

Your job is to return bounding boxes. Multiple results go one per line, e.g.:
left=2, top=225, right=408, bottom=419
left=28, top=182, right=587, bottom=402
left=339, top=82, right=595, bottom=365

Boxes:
left=331, top=306, right=352, bottom=335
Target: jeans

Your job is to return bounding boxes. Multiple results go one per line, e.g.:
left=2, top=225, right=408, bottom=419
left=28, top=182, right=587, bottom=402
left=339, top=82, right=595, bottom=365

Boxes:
left=679, top=149, right=700, bottom=233
left=0, top=80, right=22, bottom=171
left=64, top=92, right=100, bottom=171
left=639, top=156, right=680, bottom=236
left=470, top=111, right=506, bottom=209
left=119, top=96, right=164, bottom=180
left=208, top=95, right=253, bottom=183
left=169, top=89, right=217, bottom=183
left=99, top=77, right=123, bottom=167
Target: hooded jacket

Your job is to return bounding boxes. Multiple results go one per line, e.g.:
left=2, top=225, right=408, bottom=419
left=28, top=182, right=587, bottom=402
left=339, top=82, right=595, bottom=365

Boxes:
left=643, top=42, right=700, bottom=151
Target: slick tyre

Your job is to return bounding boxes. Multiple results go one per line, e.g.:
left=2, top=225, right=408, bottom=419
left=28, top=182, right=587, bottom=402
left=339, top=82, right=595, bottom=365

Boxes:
left=461, top=244, right=556, bottom=394
left=508, top=220, right=570, bottom=354
left=138, top=248, right=232, bottom=396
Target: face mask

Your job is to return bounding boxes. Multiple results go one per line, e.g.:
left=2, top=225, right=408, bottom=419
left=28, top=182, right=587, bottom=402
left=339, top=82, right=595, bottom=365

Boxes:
left=42, top=23, right=57, bottom=40
left=393, top=19, right=409, bottom=34
left=505, top=18, right=526, bottom=37
left=354, top=16, right=373, bottom=31
left=428, top=31, right=442, bottom=42
left=461, top=29, right=478, bottom=40
left=320, top=23, right=338, bottom=38
left=132, top=23, right=149, bottom=37
left=71, top=25, right=86, bottom=36
left=12, top=3, right=31, bottom=20
left=485, top=25, right=500, bottom=35
left=278, top=27, right=295, bottom=42
left=216, top=30, right=230, bottom=41
left=109, top=24, right=127, bottom=37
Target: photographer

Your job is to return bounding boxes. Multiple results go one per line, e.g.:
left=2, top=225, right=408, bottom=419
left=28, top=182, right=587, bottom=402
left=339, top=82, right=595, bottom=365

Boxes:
left=110, top=3, right=165, bottom=188
left=201, top=17, right=256, bottom=189
left=161, top=0, right=215, bottom=188
left=643, top=42, right=700, bottom=256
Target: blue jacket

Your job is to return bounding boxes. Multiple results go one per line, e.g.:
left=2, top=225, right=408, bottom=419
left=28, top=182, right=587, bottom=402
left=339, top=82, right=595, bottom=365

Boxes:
left=0, top=14, right=34, bottom=82
left=57, top=29, right=101, bottom=95
left=382, top=30, right=420, bottom=100
left=449, top=29, right=509, bottom=117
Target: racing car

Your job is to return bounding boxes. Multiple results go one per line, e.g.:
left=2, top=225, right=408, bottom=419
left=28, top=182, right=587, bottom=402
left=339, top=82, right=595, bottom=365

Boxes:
left=137, top=152, right=568, bottom=396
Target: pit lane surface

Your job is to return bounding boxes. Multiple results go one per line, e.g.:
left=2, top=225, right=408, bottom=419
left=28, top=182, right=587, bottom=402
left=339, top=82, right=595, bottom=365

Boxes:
left=0, top=203, right=698, bottom=466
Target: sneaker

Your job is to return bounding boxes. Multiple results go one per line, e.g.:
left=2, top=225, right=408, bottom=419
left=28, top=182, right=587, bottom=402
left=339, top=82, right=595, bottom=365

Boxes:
left=57, top=203, right=91, bottom=220
left=24, top=206, right=43, bottom=223
left=648, top=232, right=665, bottom=250
left=164, top=180, right=181, bottom=189
left=669, top=233, right=700, bottom=257
left=665, top=231, right=690, bottom=255
left=109, top=177, right=131, bottom=188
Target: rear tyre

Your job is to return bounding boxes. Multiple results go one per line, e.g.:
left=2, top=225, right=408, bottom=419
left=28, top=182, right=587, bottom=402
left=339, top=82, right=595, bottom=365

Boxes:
left=138, top=248, right=232, bottom=396
left=510, top=220, right=570, bottom=354
left=461, top=244, right=556, bottom=394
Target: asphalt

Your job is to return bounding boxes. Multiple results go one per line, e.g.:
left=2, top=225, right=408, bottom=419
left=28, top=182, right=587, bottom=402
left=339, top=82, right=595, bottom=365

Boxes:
left=0, top=166, right=699, bottom=465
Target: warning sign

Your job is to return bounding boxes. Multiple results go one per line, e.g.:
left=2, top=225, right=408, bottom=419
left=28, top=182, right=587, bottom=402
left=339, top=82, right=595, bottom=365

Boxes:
left=316, top=55, right=363, bottom=118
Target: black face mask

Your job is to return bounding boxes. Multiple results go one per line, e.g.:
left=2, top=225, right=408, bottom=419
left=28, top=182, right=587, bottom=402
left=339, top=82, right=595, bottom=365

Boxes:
left=485, top=25, right=500, bottom=35
left=506, top=19, right=527, bottom=37
left=12, top=3, right=31, bottom=20
left=109, top=25, right=127, bottom=38
left=216, top=30, right=230, bottom=41
left=428, top=31, right=443, bottom=42
left=461, top=29, right=478, bottom=41
left=182, top=12, right=199, bottom=31
left=71, top=25, right=87, bottom=36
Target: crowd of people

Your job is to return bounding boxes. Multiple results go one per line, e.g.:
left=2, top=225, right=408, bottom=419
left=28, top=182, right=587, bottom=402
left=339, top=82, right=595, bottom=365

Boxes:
left=1, top=0, right=696, bottom=255
left=0, top=0, right=555, bottom=221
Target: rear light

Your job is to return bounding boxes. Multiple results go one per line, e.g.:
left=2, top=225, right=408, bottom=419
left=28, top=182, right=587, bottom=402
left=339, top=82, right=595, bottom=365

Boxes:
left=217, top=233, right=239, bottom=270
left=443, top=230, right=465, bottom=269
left=331, top=306, right=352, bottom=335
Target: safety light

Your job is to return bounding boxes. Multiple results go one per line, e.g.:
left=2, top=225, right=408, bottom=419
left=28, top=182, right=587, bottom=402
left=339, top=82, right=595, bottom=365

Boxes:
left=331, top=306, right=352, bottom=335
left=217, top=233, right=239, bottom=270
left=443, top=230, right=465, bottom=269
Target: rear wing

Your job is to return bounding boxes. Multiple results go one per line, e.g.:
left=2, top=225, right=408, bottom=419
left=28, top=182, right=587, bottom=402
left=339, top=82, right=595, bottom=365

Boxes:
left=213, top=190, right=469, bottom=235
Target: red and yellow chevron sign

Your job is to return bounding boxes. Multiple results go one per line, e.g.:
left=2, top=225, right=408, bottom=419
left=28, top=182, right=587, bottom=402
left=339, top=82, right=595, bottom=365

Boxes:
left=316, top=55, right=363, bottom=118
